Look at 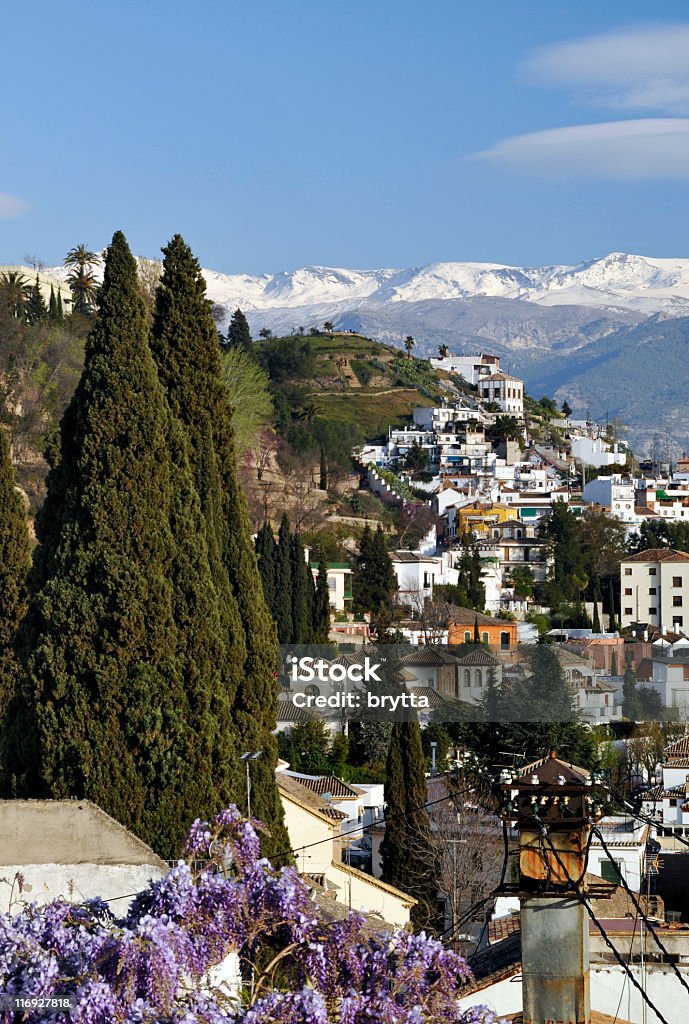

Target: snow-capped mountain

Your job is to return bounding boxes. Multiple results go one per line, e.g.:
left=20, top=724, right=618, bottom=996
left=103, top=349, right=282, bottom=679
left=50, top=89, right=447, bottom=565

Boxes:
left=199, top=252, right=689, bottom=317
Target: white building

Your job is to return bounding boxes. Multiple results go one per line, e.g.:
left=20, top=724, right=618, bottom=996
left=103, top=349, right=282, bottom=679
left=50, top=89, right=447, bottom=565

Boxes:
left=582, top=476, right=636, bottom=523
left=429, top=352, right=500, bottom=384
left=570, top=435, right=624, bottom=469
left=588, top=817, right=648, bottom=891
left=391, top=550, right=447, bottom=602
left=479, top=373, right=524, bottom=417
left=619, top=548, right=689, bottom=632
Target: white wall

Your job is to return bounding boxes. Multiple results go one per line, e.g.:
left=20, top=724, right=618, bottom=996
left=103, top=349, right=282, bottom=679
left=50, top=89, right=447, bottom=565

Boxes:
left=0, top=862, right=166, bottom=916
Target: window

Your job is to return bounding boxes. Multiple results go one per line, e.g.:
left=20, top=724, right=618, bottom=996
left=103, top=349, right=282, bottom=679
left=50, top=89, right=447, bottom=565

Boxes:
left=674, top=617, right=684, bottom=628
left=670, top=799, right=678, bottom=807
left=649, top=587, right=657, bottom=595
left=624, top=588, right=632, bottom=596
left=600, top=859, right=623, bottom=883
left=674, top=576, right=683, bottom=587
left=649, top=568, right=657, bottom=575
left=500, top=630, right=511, bottom=649
left=474, top=670, right=483, bottom=687
left=423, top=571, right=431, bottom=589
left=625, top=607, right=633, bottom=615
left=464, top=631, right=471, bottom=643
left=464, top=669, right=471, bottom=687
left=674, top=596, right=683, bottom=607
left=649, top=608, right=658, bottom=616
left=482, top=632, right=489, bottom=644
left=624, top=568, right=632, bottom=576
left=304, top=684, right=320, bottom=698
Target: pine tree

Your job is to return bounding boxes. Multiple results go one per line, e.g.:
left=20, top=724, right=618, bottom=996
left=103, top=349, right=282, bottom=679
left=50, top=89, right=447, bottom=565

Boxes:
left=0, top=430, right=31, bottom=709
left=380, top=721, right=438, bottom=931
left=149, top=235, right=288, bottom=860
left=2, top=231, right=223, bottom=857
left=225, top=307, right=253, bottom=351
left=314, top=554, right=331, bottom=643
left=26, top=276, right=48, bottom=325
left=480, top=665, right=501, bottom=722
left=275, top=514, right=294, bottom=643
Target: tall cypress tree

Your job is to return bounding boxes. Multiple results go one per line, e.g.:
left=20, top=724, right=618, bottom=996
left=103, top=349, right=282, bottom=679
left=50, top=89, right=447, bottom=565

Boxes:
left=55, top=290, right=64, bottom=323
left=0, top=430, right=31, bottom=709
left=275, top=514, right=294, bottom=643
left=48, top=286, right=57, bottom=322
left=255, top=522, right=278, bottom=618
left=291, top=531, right=313, bottom=643
left=380, top=721, right=438, bottom=931
left=2, top=231, right=224, bottom=857
left=225, top=307, right=253, bottom=351
left=149, top=235, right=288, bottom=860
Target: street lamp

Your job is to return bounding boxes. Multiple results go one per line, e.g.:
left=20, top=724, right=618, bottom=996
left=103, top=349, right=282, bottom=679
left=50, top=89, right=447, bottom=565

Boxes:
left=240, top=751, right=262, bottom=818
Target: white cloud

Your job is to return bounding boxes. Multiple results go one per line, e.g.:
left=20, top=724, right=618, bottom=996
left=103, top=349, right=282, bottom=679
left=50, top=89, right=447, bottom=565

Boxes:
left=0, top=193, right=30, bottom=219
left=521, top=24, right=689, bottom=114
left=475, top=119, right=689, bottom=178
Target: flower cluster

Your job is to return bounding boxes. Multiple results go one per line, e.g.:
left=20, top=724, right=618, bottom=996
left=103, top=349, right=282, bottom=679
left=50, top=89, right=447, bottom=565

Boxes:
left=0, top=808, right=497, bottom=1024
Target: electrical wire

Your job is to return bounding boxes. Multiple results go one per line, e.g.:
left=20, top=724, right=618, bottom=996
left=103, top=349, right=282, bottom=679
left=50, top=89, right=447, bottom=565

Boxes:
left=611, top=899, right=640, bottom=1024
left=592, top=824, right=689, bottom=998
left=607, top=785, right=689, bottom=850
left=542, top=830, right=672, bottom=1024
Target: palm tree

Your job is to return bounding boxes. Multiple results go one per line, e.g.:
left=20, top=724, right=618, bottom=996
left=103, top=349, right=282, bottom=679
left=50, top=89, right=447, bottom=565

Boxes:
left=323, top=320, right=334, bottom=333
left=64, top=244, right=101, bottom=314
left=0, top=272, right=31, bottom=318
left=404, top=335, right=415, bottom=358
left=438, top=344, right=449, bottom=358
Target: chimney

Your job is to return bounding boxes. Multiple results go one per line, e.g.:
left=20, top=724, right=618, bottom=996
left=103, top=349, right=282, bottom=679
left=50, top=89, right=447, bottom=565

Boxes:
left=499, top=759, right=605, bottom=1024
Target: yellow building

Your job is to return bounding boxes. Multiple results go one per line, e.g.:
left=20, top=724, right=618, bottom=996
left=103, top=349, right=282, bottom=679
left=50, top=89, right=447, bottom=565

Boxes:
left=456, top=501, right=517, bottom=540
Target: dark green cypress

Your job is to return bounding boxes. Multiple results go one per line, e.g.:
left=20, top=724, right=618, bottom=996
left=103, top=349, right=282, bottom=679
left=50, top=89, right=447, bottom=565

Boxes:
left=149, top=235, right=288, bottom=860
left=225, top=307, right=253, bottom=351
left=26, top=276, right=48, bottom=325
left=2, top=231, right=221, bottom=857
left=255, top=522, right=278, bottom=618
left=314, top=554, right=331, bottom=643
left=48, top=286, right=58, bottom=323
left=380, top=721, right=438, bottom=932
left=353, top=524, right=396, bottom=615
left=55, top=290, right=64, bottom=323
left=319, top=444, right=328, bottom=491
left=481, top=665, right=501, bottom=722
left=291, top=532, right=313, bottom=643
left=276, top=514, right=294, bottom=643
left=0, top=430, right=31, bottom=708
left=608, top=578, right=617, bottom=632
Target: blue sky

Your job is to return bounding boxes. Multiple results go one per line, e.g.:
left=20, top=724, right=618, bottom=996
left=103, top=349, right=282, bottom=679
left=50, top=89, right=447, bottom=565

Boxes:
left=4, top=1, right=689, bottom=273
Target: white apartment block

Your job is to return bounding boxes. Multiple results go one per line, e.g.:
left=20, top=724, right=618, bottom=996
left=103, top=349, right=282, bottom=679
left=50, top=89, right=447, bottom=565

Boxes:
left=479, top=373, right=524, bottom=416
left=619, top=548, right=689, bottom=632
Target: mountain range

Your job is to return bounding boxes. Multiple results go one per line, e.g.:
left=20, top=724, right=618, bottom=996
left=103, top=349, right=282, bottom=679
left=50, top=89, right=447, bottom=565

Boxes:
left=43, top=252, right=689, bottom=456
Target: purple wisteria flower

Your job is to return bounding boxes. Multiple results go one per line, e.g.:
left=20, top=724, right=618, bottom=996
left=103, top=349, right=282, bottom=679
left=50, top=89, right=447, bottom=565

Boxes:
left=0, top=807, right=498, bottom=1024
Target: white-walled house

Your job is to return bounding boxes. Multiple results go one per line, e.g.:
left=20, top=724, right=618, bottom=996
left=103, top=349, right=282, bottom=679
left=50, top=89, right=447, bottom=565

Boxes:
left=570, top=435, right=624, bottom=468
left=276, top=772, right=414, bottom=928
left=479, top=373, right=524, bottom=417
left=0, top=800, right=168, bottom=915
left=582, top=476, right=636, bottom=523
left=587, top=817, right=648, bottom=891
left=429, top=352, right=500, bottom=384
left=391, top=551, right=445, bottom=602
left=619, top=548, right=689, bottom=632
left=309, top=561, right=353, bottom=612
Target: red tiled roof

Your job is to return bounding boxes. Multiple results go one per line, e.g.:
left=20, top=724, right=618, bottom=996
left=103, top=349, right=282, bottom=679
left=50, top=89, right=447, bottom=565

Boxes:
left=293, top=774, right=361, bottom=799
left=623, top=548, right=689, bottom=563
left=666, top=735, right=689, bottom=759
